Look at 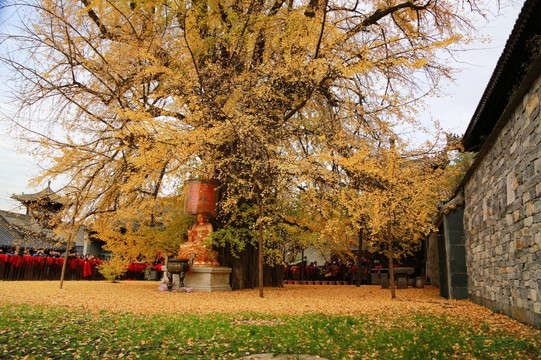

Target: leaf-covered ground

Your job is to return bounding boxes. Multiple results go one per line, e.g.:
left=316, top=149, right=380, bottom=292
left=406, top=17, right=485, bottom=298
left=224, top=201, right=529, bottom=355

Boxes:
left=0, top=281, right=530, bottom=322
left=0, top=282, right=539, bottom=359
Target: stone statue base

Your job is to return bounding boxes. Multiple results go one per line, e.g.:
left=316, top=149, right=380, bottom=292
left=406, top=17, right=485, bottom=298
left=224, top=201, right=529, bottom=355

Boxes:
left=183, top=266, right=232, bottom=292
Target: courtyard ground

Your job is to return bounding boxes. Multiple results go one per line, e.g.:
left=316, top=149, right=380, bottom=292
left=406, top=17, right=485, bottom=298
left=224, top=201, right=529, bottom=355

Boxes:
left=0, top=281, right=539, bottom=359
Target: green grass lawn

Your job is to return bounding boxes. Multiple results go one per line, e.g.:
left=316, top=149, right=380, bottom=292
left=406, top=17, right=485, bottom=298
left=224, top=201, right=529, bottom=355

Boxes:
left=0, top=303, right=539, bottom=359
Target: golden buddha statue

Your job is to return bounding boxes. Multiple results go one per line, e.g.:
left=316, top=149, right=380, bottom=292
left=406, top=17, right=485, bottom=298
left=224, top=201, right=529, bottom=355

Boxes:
left=178, top=213, right=219, bottom=267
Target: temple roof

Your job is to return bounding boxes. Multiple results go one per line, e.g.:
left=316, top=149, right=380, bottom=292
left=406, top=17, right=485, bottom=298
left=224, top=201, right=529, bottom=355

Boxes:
left=11, top=185, right=64, bottom=206
left=0, top=210, right=65, bottom=250
left=462, top=0, right=541, bottom=151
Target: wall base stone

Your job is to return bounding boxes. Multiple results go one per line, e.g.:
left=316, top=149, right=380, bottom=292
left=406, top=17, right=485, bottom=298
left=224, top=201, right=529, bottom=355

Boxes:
left=469, top=294, right=541, bottom=329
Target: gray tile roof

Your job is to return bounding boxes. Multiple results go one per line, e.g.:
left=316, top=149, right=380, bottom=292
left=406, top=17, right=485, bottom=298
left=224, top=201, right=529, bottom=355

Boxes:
left=11, top=185, right=65, bottom=205
left=0, top=211, right=65, bottom=250
left=462, top=0, right=541, bottom=151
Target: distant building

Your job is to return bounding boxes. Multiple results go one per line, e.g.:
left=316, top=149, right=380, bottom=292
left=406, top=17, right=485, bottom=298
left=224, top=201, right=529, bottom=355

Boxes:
left=428, top=0, right=541, bottom=328
left=0, top=209, right=64, bottom=251
left=1, top=184, right=67, bottom=251
left=0, top=184, right=92, bottom=255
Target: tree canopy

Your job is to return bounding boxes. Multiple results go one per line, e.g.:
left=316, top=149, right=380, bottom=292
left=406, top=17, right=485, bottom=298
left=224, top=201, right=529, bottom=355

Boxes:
left=1, top=0, right=485, bottom=275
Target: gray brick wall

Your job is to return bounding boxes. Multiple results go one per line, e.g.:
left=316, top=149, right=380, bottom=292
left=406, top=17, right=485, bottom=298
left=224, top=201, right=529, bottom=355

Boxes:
left=464, top=73, right=541, bottom=328
left=426, top=231, right=440, bottom=288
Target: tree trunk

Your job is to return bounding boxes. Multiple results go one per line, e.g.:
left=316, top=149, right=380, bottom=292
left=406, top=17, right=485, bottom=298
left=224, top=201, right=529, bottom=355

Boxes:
left=258, top=194, right=264, bottom=298
left=301, top=248, right=305, bottom=282
left=356, top=228, right=363, bottom=287
left=264, top=263, right=284, bottom=286
left=59, top=232, right=74, bottom=289
left=387, top=221, right=396, bottom=299
left=214, top=191, right=283, bottom=291
left=219, top=239, right=283, bottom=290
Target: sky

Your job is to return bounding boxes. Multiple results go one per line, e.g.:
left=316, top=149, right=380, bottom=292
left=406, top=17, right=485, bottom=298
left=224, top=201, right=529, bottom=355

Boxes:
left=0, top=1, right=525, bottom=213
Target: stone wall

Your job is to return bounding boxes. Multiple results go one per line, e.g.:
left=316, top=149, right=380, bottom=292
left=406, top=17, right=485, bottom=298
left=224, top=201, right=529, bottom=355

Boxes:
left=463, top=73, right=541, bottom=328
left=426, top=231, right=440, bottom=288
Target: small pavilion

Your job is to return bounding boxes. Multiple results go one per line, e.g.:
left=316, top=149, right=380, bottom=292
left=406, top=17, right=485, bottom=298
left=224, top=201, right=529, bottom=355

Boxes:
left=0, top=184, right=72, bottom=252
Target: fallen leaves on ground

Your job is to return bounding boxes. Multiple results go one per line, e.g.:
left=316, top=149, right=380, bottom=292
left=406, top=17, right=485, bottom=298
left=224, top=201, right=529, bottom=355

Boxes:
left=0, top=281, right=538, bottom=340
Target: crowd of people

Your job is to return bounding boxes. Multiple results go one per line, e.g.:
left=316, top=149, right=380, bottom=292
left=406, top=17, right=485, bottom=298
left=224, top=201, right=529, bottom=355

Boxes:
left=0, top=246, right=105, bottom=261
left=2, top=246, right=394, bottom=285
left=0, top=246, right=155, bottom=281
left=285, top=257, right=375, bottom=285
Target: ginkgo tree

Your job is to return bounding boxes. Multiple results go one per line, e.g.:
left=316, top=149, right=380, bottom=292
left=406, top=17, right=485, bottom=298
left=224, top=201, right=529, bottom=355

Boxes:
left=1, top=0, right=488, bottom=289
left=289, top=122, right=450, bottom=296
left=359, top=139, right=447, bottom=298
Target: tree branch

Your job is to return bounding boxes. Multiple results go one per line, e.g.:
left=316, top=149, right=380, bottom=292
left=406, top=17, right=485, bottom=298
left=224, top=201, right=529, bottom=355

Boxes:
left=348, top=1, right=431, bottom=37
left=314, top=0, right=329, bottom=59
left=80, top=0, right=114, bottom=39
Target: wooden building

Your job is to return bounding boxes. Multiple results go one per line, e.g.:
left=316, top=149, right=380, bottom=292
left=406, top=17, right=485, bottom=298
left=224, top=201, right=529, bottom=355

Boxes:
left=0, top=184, right=88, bottom=254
